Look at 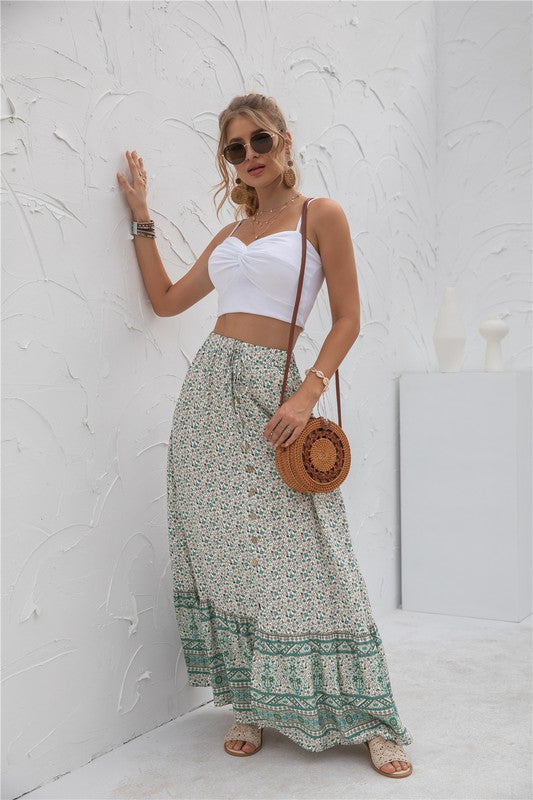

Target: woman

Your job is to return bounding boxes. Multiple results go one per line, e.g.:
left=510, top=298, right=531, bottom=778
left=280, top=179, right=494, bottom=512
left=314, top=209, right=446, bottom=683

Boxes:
left=117, top=93, right=413, bottom=778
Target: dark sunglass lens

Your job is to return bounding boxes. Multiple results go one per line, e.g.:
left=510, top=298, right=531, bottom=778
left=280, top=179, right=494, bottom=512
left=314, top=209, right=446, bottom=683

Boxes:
left=251, top=132, right=273, bottom=153
left=224, top=131, right=274, bottom=163
left=224, top=143, right=246, bottom=164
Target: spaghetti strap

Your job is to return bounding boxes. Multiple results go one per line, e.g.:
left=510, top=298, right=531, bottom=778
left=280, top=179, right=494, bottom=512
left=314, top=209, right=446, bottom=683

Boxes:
left=229, top=219, right=243, bottom=235
left=295, top=197, right=317, bottom=232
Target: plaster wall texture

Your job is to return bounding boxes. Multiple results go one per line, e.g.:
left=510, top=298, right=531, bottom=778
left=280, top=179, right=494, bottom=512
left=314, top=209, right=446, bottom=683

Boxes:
left=436, top=2, right=531, bottom=361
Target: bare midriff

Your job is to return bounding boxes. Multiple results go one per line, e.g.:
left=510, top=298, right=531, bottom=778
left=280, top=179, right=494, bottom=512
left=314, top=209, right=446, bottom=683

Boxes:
left=212, top=312, right=303, bottom=351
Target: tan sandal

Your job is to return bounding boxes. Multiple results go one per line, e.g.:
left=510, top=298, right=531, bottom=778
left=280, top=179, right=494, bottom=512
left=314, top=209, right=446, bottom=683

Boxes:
left=223, top=721, right=263, bottom=756
left=364, top=735, right=413, bottom=778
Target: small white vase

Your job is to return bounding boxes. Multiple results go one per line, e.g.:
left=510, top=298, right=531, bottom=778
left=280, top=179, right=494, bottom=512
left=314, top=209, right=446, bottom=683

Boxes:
left=433, top=287, right=466, bottom=372
left=479, top=317, right=509, bottom=372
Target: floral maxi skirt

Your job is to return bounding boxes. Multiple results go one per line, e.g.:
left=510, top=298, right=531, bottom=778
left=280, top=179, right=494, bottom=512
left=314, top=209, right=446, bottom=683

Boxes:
left=166, top=330, right=413, bottom=752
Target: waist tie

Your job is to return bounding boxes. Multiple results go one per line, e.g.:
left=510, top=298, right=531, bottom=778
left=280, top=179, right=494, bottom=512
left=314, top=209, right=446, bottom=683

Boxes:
left=229, top=338, right=246, bottom=413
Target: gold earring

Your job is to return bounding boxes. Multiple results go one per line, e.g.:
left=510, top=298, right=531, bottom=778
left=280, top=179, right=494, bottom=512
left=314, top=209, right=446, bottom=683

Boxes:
left=282, top=158, right=296, bottom=188
left=231, top=176, right=250, bottom=204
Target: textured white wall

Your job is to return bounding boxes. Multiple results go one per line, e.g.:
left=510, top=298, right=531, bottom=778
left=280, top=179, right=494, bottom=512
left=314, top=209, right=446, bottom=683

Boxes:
left=436, top=2, right=532, bottom=367
left=1, top=2, right=530, bottom=797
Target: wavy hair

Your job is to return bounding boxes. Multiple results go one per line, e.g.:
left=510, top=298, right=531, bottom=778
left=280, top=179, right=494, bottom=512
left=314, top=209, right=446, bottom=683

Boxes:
left=212, top=93, right=300, bottom=221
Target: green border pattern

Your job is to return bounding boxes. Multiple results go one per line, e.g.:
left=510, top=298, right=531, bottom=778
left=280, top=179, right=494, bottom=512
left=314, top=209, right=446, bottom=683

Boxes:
left=175, top=589, right=413, bottom=752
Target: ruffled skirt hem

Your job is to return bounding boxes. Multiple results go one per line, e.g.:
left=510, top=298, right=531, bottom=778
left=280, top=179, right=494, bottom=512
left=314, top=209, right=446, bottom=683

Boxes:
left=176, top=589, right=413, bottom=753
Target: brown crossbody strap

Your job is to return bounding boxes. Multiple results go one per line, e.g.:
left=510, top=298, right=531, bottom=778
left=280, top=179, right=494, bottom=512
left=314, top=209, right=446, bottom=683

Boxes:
left=279, top=197, right=342, bottom=428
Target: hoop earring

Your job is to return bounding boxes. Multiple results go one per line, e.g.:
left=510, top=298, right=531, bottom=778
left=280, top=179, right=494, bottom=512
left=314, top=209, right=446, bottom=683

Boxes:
left=231, top=176, right=250, bottom=205
left=282, top=158, right=296, bottom=189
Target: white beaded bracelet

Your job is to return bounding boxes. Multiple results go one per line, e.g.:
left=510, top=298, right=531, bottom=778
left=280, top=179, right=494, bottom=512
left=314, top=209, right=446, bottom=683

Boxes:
left=305, top=367, right=330, bottom=390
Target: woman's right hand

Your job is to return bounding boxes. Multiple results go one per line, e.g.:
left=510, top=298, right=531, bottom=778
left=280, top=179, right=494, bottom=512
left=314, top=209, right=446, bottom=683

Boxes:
left=117, top=150, right=149, bottom=218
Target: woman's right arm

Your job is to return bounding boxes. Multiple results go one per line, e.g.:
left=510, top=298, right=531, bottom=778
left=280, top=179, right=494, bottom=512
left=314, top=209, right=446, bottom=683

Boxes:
left=117, top=149, right=233, bottom=318
left=132, top=209, right=232, bottom=317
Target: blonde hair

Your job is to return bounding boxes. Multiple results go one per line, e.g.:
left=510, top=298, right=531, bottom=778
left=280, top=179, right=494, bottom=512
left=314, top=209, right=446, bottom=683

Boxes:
left=212, top=93, right=300, bottom=220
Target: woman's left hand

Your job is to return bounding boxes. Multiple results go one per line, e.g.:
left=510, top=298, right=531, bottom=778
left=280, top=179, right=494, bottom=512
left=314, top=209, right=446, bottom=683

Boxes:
left=263, top=389, right=316, bottom=449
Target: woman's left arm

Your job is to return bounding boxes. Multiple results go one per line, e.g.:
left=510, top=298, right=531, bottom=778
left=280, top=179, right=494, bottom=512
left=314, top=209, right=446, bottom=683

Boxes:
left=264, top=198, right=360, bottom=448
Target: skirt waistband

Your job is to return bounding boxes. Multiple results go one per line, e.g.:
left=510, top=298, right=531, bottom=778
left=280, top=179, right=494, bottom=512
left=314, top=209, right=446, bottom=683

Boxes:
left=207, top=330, right=293, bottom=360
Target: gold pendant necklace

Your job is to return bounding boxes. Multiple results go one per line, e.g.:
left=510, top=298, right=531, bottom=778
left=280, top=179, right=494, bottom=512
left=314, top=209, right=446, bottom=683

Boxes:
left=252, top=193, right=301, bottom=240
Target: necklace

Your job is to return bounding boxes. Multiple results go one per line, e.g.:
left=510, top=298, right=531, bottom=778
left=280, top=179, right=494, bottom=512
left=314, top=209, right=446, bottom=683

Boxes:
left=251, top=193, right=301, bottom=240
left=254, top=193, right=301, bottom=215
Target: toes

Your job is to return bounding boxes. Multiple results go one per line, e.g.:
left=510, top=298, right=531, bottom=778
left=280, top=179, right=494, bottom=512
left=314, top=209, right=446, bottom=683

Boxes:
left=380, top=759, right=410, bottom=774
left=226, top=739, right=256, bottom=753
left=226, top=734, right=260, bottom=754
left=227, top=739, right=256, bottom=752
left=391, top=759, right=408, bottom=771
left=227, top=739, right=243, bottom=750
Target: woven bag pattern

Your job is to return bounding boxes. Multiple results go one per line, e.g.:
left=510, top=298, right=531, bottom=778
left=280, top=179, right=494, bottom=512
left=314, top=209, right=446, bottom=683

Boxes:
left=275, top=415, right=351, bottom=493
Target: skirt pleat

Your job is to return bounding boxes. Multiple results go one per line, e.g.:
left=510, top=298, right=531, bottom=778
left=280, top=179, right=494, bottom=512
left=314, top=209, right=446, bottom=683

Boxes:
left=166, top=330, right=413, bottom=752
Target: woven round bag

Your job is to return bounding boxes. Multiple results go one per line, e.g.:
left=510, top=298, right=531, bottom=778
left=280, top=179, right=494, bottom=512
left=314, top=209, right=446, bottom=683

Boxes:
left=275, top=408, right=351, bottom=493
left=274, top=198, right=351, bottom=494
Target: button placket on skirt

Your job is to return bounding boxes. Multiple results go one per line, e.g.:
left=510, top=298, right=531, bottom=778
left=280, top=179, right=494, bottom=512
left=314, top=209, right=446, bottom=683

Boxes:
left=230, top=342, right=262, bottom=606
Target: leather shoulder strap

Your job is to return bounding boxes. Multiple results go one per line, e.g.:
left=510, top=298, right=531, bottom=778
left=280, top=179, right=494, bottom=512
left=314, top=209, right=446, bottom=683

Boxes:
left=279, top=198, right=342, bottom=427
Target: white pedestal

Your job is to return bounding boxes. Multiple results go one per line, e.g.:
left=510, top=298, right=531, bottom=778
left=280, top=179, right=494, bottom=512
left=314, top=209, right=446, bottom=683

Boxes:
left=399, top=372, right=532, bottom=622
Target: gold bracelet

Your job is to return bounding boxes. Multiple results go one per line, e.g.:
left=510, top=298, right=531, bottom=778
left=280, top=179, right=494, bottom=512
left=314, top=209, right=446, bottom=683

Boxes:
left=305, top=367, right=330, bottom=390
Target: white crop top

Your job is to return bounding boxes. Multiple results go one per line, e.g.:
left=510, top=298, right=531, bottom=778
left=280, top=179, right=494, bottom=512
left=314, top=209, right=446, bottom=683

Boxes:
left=207, top=197, right=324, bottom=329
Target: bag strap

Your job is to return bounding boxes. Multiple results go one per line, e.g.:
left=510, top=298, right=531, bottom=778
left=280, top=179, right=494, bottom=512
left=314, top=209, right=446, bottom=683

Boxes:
left=279, top=197, right=342, bottom=427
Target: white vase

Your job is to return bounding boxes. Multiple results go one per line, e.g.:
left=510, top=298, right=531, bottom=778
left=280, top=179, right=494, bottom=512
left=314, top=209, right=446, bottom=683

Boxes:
left=433, top=287, right=466, bottom=372
left=479, top=317, right=509, bottom=372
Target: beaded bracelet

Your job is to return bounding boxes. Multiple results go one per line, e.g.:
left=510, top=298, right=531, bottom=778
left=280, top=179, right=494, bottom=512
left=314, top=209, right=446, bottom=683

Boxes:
left=305, top=367, right=330, bottom=391
left=131, top=219, right=155, bottom=238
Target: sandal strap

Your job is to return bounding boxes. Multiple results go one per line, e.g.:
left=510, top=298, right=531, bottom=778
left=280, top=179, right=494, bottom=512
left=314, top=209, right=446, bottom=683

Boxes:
left=224, top=722, right=262, bottom=748
left=367, top=736, right=410, bottom=769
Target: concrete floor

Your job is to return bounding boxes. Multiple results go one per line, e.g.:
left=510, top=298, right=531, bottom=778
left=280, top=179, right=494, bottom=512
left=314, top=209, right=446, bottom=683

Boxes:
left=22, top=609, right=532, bottom=800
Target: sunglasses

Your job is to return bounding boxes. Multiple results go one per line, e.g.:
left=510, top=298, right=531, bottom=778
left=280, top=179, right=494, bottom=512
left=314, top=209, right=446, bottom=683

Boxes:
left=223, top=129, right=282, bottom=165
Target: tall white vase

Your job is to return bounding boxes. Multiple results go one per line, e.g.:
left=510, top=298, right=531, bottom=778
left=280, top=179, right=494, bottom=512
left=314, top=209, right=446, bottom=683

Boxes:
left=433, top=287, right=466, bottom=372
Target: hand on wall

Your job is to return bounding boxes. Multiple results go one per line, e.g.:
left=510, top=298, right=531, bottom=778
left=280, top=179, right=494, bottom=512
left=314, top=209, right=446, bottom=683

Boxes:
left=117, top=150, right=150, bottom=218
